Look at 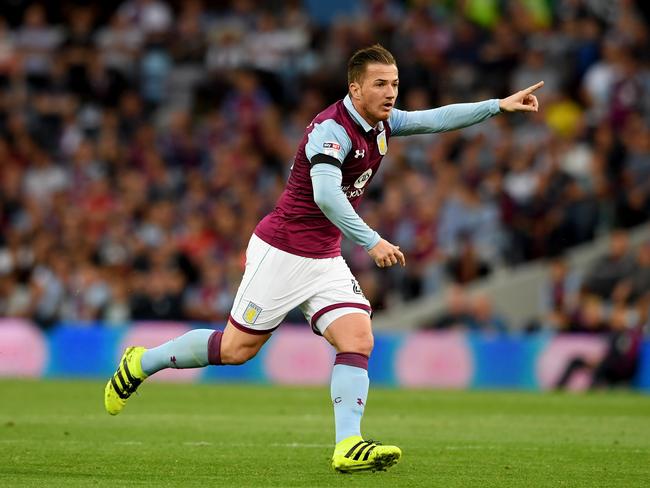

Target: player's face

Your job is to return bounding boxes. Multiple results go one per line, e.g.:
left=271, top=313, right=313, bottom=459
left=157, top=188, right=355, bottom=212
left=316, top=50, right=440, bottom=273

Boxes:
left=350, top=63, right=399, bottom=126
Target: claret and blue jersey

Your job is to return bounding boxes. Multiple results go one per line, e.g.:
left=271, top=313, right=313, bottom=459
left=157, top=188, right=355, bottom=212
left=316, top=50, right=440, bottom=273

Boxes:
left=254, top=94, right=501, bottom=259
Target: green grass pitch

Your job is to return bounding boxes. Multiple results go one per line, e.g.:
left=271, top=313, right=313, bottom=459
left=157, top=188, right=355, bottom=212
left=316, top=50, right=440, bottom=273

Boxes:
left=1, top=380, right=649, bottom=487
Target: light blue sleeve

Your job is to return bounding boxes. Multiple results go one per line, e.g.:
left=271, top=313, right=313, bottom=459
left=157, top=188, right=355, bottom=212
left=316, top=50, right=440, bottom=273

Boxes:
left=388, top=99, right=501, bottom=136
left=310, top=164, right=381, bottom=250
left=305, top=119, right=352, bottom=165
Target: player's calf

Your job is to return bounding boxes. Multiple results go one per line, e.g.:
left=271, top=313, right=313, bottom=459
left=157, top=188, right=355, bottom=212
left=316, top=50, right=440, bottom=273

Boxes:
left=216, top=321, right=271, bottom=365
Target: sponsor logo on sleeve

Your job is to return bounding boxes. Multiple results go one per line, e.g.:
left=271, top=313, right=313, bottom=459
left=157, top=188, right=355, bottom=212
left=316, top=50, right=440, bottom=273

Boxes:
left=323, top=142, right=341, bottom=150
left=323, top=141, right=341, bottom=159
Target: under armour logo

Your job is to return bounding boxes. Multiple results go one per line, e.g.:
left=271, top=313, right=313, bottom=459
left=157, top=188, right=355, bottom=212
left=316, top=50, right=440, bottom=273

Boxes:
left=357, top=398, right=364, bottom=406
left=354, top=149, right=365, bottom=159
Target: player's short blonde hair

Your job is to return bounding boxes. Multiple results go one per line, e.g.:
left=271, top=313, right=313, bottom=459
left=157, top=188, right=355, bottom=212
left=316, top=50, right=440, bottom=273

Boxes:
left=347, top=44, right=396, bottom=85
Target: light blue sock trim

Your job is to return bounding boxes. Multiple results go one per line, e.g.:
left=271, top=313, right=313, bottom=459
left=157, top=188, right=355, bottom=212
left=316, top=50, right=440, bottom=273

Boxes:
left=331, top=364, right=369, bottom=443
left=140, top=329, right=214, bottom=376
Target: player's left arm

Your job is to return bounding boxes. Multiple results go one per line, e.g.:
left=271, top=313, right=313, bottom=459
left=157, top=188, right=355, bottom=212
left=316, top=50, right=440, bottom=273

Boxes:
left=304, top=119, right=383, bottom=253
left=389, top=81, right=544, bottom=136
left=311, top=165, right=405, bottom=268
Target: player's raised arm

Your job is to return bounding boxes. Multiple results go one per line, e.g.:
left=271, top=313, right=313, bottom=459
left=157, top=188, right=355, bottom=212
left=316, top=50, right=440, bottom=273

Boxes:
left=388, top=81, right=544, bottom=136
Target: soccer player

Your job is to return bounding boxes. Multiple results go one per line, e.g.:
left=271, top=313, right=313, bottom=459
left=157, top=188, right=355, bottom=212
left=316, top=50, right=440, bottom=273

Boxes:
left=105, top=44, right=543, bottom=473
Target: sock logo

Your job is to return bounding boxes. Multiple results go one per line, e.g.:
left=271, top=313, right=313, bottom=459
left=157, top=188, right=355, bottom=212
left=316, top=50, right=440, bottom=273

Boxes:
left=357, top=398, right=364, bottom=406
left=333, top=397, right=342, bottom=405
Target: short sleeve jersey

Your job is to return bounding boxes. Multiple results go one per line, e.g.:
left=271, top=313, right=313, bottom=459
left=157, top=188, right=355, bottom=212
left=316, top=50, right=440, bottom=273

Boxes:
left=254, top=95, right=392, bottom=258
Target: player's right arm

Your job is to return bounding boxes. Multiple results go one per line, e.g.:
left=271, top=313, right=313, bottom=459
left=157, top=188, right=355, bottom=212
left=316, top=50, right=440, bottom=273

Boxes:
left=306, top=120, right=405, bottom=268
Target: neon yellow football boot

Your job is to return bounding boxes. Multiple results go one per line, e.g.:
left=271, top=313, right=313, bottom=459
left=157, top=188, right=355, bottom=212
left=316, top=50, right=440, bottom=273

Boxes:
left=104, top=346, right=148, bottom=415
left=331, top=435, right=402, bottom=473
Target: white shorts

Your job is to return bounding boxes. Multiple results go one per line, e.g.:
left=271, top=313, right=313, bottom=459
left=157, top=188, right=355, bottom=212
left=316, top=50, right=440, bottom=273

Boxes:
left=229, top=234, right=371, bottom=336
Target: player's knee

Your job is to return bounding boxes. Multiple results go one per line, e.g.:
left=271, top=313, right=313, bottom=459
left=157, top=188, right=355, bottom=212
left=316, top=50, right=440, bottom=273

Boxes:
left=360, top=334, right=374, bottom=357
left=350, top=332, right=374, bottom=357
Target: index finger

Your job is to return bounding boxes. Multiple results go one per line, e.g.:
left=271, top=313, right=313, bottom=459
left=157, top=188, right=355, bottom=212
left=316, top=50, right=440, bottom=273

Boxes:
left=523, top=81, right=544, bottom=94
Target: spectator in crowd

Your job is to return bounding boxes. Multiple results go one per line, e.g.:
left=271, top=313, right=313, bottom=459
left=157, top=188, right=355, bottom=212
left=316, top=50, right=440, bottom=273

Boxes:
left=427, top=285, right=473, bottom=330
left=613, top=241, right=650, bottom=305
left=445, top=233, right=492, bottom=285
left=582, top=230, right=636, bottom=300
left=425, top=288, right=508, bottom=332
left=555, top=304, right=644, bottom=389
left=566, top=296, right=609, bottom=334
left=467, top=292, right=509, bottom=333
left=540, top=256, right=581, bottom=316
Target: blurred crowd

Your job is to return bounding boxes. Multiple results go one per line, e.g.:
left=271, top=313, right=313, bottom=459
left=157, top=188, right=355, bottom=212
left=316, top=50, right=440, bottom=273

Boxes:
left=428, top=229, right=650, bottom=334
left=425, top=229, right=648, bottom=387
left=1, top=0, right=650, bottom=328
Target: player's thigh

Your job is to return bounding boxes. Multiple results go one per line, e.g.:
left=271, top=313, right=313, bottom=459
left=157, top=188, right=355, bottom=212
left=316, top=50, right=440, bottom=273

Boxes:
left=322, top=312, right=373, bottom=356
left=300, top=257, right=372, bottom=336
left=230, top=234, right=319, bottom=334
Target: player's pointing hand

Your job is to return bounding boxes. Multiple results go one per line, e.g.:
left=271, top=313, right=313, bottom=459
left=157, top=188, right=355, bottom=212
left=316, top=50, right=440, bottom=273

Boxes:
left=499, top=81, right=544, bottom=113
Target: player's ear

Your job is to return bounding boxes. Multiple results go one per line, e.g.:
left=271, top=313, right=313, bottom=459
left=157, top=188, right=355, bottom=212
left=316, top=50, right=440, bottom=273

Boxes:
left=349, top=82, right=361, bottom=100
